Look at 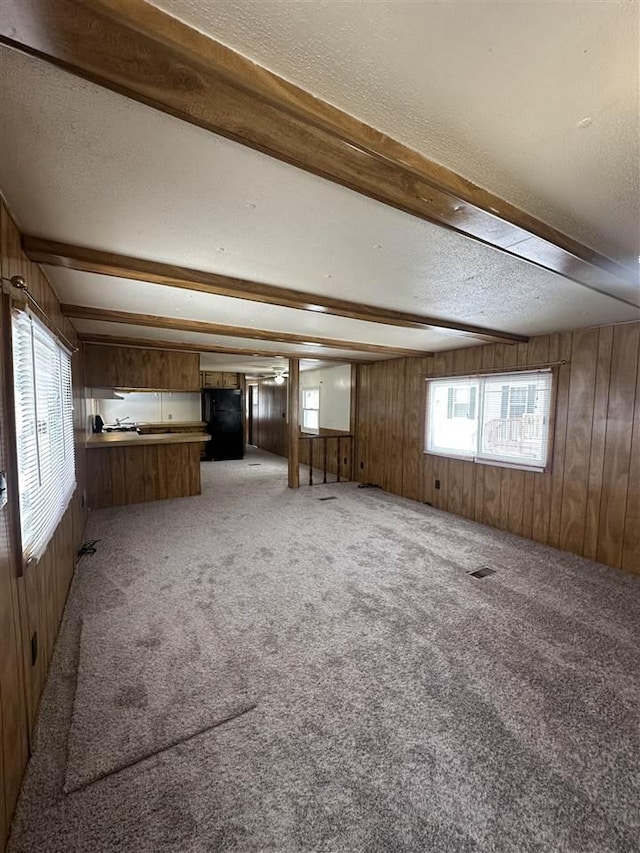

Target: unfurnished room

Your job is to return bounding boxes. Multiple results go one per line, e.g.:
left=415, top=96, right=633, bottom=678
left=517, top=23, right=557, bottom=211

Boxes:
left=0, top=1, right=639, bottom=851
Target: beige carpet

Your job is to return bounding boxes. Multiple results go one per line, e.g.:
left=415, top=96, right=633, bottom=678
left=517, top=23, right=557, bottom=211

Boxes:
left=8, top=447, right=640, bottom=852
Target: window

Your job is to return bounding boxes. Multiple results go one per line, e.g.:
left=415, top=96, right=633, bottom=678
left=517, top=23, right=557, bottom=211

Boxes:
left=301, top=387, right=320, bottom=433
left=12, top=310, right=76, bottom=561
left=425, top=370, right=553, bottom=471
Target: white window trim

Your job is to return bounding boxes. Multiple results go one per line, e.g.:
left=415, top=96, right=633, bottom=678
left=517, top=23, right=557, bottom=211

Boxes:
left=300, top=385, right=320, bottom=435
left=424, top=368, right=554, bottom=473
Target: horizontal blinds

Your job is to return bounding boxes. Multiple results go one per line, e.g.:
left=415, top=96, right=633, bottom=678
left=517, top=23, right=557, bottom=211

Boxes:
left=12, top=309, right=76, bottom=561
left=425, top=369, right=552, bottom=470
left=479, top=371, right=552, bottom=467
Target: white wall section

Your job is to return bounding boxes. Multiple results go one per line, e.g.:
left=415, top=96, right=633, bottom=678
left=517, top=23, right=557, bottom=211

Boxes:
left=301, top=365, right=351, bottom=432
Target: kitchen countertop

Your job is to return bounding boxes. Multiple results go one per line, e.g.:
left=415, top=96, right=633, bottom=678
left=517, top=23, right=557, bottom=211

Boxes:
left=136, top=421, right=206, bottom=428
left=87, top=432, right=210, bottom=449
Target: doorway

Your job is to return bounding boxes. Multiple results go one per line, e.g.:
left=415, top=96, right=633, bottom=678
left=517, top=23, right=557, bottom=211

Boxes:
left=248, top=384, right=259, bottom=446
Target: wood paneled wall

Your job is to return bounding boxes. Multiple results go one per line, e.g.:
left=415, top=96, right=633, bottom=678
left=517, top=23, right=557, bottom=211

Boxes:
left=255, top=378, right=288, bottom=457
left=84, top=343, right=200, bottom=391
left=0, top=199, right=87, bottom=851
left=354, top=324, right=640, bottom=575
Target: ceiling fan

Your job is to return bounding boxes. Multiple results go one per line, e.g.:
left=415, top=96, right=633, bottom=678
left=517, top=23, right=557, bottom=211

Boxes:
left=267, top=365, right=289, bottom=385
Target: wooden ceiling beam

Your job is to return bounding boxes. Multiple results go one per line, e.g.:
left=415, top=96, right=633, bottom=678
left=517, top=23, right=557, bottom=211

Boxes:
left=60, top=304, right=433, bottom=357
left=25, top=236, right=525, bottom=343
left=2, top=0, right=637, bottom=303
left=78, top=334, right=370, bottom=364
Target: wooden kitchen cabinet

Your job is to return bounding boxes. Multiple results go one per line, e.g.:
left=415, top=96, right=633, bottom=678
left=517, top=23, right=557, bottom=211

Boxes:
left=84, top=344, right=200, bottom=391
left=200, top=371, right=241, bottom=389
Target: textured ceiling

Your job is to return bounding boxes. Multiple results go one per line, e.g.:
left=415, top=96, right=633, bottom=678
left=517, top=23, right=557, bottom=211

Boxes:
left=41, top=269, right=482, bottom=351
left=1, top=47, right=637, bottom=350
left=152, top=0, right=640, bottom=267
left=1, top=6, right=639, bottom=376
left=198, top=354, right=335, bottom=376
left=71, top=320, right=380, bottom=364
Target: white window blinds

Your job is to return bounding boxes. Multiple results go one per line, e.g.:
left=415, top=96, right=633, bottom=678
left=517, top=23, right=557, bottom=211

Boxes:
left=12, top=309, right=76, bottom=561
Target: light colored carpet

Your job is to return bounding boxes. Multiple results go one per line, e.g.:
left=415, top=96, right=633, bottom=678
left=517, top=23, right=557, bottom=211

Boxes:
left=8, top=447, right=640, bottom=852
left=65, top=601, right=255, bottom=792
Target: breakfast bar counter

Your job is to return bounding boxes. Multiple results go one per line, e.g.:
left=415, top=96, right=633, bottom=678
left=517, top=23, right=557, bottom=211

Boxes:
left=86, top=432, right=210, bottom=509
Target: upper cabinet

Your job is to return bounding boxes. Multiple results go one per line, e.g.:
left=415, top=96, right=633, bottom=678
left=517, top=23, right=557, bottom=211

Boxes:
left=84, top=344, right=200, bottom=391
left=200, top=371, right=242, bottom=389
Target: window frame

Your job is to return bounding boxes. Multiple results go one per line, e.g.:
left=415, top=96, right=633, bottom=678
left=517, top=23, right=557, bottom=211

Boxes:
left=301, top=385, right=321, bottom=434
left=11, top=308, right=76, bottom=564
left=423, top=368, right=556, bottom=474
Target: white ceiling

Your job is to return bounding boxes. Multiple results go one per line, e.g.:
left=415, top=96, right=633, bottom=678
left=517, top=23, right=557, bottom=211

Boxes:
left=199, top=353, right=334, bottom=376
left=41, top=268, right=488, bottom=351
left=72, top=319, right=377, bottom=364
left=152, top=0, right=640, bottom=268
left=1, top=1, right=639, bottom=374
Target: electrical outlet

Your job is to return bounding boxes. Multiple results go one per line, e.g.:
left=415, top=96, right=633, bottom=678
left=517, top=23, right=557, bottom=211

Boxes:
left=31, top=631, right=38, bottom=666
left=435, top=479, right=441, bottom=490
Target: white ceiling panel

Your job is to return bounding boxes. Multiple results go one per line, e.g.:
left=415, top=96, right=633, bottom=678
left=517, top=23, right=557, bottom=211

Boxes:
left=153, top=0, right=640, bottom=267
left=1, top=46, right=637, bottom=345
left=199, top=354, right=337, bottom=375
left=72, top=320, right=383, bottom=363
left=46, top=265, right=639, bottom=345
left=43, top=268, right=482, bottom=351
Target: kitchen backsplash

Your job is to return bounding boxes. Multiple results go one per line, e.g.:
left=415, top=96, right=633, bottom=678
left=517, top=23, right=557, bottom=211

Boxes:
left=95, top=392, right=201, bottom=424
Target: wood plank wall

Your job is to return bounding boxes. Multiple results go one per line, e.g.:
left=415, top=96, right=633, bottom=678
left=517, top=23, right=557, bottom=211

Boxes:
left=354, top=324, right=640, bottom=575
left=0, top=199, right=87, bottom=851
left=255, top=378, right=288, bottom=457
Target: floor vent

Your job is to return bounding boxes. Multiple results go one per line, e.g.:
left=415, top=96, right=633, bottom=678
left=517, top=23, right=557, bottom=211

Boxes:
left=469, top=566, right=496, bottom=579
left=248, top=463, right=261, bottom=466
left=318, top=496, right=337, bottom=501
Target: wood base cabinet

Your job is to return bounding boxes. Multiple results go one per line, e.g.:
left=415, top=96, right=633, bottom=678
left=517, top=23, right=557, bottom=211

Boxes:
left=87, top=443, right=203, bottom=508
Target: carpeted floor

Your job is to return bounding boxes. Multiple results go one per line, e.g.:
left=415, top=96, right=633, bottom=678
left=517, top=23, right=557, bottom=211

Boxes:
left=8, top=447, right=640, bottom=852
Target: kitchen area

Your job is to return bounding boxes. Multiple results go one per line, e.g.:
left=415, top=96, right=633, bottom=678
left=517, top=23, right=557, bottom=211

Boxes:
left=84, top=343, right=245, bottom=509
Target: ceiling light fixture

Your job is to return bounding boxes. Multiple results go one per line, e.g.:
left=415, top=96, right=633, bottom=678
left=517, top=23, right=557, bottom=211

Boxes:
left=271, top=365, right=288, bottom=385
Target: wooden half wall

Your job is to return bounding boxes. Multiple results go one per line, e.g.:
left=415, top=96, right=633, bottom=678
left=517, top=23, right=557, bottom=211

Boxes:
left=0, top=199, right=87, bottom=851
left=354, top=323, right=640, bottom=575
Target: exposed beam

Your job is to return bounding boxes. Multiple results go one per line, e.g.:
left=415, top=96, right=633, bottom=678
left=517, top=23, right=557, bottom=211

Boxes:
left=26, top=237, right=526, bottom=343
left=287, top=359, right=300, bottom=489
left=2, top=0, right=637, bottom=303
left=77, top=334, right=369, bottom=364
left=60, top=304, right=433, bottom=357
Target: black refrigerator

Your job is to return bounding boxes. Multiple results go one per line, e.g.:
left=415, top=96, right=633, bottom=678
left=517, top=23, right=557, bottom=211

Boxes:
left=202, top=388, right=244, bottom=461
